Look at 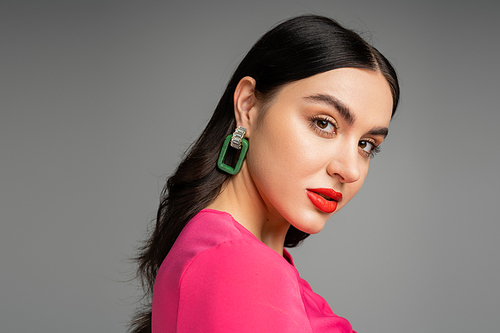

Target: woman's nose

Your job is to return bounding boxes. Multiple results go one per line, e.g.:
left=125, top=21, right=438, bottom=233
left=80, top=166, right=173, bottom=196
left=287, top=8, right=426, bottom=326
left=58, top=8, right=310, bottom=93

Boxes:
left=327, top=144, right=361, bottom=183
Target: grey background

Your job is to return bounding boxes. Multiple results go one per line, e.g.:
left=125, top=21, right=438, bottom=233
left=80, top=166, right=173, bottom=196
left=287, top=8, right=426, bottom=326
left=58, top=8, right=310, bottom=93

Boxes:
left=1, top=0, right=499, bottom=332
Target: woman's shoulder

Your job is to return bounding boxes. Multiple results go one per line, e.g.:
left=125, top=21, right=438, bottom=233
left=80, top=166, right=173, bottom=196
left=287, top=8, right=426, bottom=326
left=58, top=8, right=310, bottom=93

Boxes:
left=180, top=209, right=293, bottom=268
left=173, top=212, right=309, bottom=332
left=177, top=208, right=265, bottom=252
left=157, top=209, right=295, bottom=282
left=181, top=228, right=298, bottom=287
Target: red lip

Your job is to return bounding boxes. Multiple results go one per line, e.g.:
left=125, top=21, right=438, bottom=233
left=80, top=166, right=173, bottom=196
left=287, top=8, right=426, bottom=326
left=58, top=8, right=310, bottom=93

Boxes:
left=306, top=188, right=343, bottom=214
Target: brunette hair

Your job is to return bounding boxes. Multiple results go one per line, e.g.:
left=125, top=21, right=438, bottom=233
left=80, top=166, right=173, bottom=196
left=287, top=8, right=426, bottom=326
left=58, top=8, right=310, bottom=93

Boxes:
left=129, top=14, right=399, bottom=332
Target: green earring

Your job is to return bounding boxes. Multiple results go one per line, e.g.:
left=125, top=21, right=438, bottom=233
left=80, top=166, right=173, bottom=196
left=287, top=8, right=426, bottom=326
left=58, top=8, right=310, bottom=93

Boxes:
left=217, top=127, right=248, bottom=175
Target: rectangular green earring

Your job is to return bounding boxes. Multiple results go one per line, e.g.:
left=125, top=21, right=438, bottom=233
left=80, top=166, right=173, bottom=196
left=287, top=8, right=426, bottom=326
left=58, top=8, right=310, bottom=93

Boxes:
left=217, top=134, right=249, bottom=175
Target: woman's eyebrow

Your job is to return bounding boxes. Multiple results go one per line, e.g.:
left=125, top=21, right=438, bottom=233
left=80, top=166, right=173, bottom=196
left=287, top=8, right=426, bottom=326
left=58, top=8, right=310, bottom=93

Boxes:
left=303, top=94, right=355, bottom=125
left=367, top=126, right=389, bottom=139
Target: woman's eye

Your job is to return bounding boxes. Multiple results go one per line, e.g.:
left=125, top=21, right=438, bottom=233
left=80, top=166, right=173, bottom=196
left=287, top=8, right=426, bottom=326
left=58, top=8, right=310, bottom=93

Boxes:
left=314, top=119, right=336, bottom=134
left=359, top=140, right=379, bottom=157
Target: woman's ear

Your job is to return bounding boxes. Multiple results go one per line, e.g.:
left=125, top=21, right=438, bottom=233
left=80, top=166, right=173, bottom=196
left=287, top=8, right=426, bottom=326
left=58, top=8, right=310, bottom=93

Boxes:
left=233, top=76, right=258, bottom=138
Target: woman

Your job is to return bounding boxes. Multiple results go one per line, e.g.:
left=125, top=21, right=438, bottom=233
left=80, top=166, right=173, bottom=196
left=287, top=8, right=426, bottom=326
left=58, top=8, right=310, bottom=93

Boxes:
left=130, top=15, right=399, bottom=333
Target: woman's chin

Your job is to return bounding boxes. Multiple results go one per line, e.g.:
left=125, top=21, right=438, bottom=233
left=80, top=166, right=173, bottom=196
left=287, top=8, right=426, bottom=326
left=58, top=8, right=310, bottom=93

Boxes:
left=289, top=212, right=331, bottom=235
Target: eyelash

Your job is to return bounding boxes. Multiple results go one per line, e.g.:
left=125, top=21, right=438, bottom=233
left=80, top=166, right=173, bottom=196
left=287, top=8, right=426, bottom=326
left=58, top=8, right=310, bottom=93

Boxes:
left=309, top=115, right=381, bottom=158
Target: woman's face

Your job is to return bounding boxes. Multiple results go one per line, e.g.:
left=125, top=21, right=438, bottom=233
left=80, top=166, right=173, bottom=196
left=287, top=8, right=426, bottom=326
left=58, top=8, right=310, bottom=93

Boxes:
left=244, top=67, right=393, bottom=234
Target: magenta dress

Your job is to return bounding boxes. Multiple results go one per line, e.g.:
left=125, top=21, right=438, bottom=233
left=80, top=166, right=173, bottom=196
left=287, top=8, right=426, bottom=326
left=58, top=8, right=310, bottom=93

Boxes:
left=152, top=209, right=356, bottom=333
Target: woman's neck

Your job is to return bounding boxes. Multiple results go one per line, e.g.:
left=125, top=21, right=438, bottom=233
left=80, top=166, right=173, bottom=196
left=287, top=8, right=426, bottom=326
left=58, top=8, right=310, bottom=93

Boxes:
left=205, top=166, right=290, bottom=255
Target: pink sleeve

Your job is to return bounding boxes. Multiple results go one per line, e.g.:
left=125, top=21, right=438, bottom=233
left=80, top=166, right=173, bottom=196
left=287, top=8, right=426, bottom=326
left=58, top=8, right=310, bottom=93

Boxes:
left=176, top=239, right=313, bottom=333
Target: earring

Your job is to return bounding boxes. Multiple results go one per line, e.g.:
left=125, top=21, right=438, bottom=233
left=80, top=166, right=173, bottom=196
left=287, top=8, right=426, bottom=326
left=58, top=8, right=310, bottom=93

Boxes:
left=217, top=126, right=248, bottom=175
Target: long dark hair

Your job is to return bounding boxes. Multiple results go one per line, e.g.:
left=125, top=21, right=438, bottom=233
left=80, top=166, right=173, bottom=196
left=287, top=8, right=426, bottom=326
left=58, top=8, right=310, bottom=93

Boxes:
left=129, top=14, right=400, bottom=332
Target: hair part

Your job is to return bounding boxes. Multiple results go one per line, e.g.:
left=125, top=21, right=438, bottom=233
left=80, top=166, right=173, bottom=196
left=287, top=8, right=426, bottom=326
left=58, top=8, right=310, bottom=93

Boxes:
left=129, top=14, right=400, bottom=332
